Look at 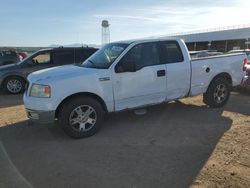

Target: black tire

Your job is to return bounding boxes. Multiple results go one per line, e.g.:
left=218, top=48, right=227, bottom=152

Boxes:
left=203, top=78, right=231, bottom=108
left=3, top=76, right=26, bottom=94
left=58, top=97, right=104, bottom=138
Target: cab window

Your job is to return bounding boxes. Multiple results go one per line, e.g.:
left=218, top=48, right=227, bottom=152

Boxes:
left=117, top=42, right=160, bottom=72
left=160, top=41, right=184, bottom=63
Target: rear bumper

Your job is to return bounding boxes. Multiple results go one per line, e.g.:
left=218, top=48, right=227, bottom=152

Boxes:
left=26, top=109, right=55, bottom=124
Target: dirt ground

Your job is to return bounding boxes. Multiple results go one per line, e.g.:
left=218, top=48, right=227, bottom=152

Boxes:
left=0, top=92, right=249, bottom=188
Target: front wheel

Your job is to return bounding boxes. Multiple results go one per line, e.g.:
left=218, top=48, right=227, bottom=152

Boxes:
left=58, top=97, right=104, bottom=138
left=203, top=78, right=231, bottom=108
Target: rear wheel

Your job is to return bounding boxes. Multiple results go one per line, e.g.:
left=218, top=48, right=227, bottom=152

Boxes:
left=203, top=78, right=230, bottom=108
left=58, top=97, right=104, bottom=138
left=3, top=76, right=25, bottom=94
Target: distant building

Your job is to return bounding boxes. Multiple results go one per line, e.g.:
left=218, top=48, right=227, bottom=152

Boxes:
left=161, top=24, right=250, bottom=52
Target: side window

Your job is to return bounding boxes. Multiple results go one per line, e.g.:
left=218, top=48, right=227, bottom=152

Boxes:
left=117, top=42, right=160, bottom=72
left=75, top=49, right=84, bottom=64
left=53, top=51, right=74, bottom=64
left=161, top=41, right=184, bottom=63
left=75, top=49, right=96, bottom=64
left=32, top=52, right=51, bottom=64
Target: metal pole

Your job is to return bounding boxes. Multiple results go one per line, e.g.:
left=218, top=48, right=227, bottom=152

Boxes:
left=225, top=40, right=228, bottom=52
left=208, top=41, right=211, bottom=50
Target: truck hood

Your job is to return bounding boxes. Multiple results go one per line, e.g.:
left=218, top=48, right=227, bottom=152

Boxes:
left=28, top=65, right=96, bottom=83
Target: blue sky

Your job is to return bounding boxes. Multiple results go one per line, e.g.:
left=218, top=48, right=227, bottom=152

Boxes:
left=0, top=0, right=250, bottom=46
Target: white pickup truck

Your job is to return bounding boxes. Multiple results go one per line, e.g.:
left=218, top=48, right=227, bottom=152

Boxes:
left=23, top=38, right=247, bottom=138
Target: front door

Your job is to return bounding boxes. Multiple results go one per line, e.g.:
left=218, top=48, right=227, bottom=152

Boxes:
left=23, top=51, right=53, bottom=76
left=112, top=42, right=167, bottom=111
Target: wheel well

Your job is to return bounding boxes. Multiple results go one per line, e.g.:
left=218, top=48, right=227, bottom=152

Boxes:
left=55, top=92, right=108, bottom=118
left=210, top=72, right=232, bottom=87
left=1, top=75, right=26, bottom=88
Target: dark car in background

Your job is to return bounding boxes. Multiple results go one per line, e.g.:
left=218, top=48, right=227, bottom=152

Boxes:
left=0, top=50, right=22, bottom=66
left=0, top=47, right=98, bottom=94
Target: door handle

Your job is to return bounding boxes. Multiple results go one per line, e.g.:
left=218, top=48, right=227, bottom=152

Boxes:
left=157, top=70, right=166, bottom=77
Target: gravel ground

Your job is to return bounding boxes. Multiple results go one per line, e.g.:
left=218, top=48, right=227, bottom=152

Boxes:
left=0, top=92, right=249, bottom=188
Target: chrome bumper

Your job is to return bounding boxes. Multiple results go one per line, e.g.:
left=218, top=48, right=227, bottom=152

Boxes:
left=26, top=109, right=55, bottom=124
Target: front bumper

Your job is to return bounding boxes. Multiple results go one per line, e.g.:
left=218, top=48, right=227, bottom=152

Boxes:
left=26, top=109, right=55, bottom=124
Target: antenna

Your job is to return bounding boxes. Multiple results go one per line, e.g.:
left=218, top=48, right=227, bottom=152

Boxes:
left=102, top=20, right=110, bottom=46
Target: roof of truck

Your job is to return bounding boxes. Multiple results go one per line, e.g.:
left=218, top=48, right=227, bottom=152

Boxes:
left=116, top=37, right=180, bottom=44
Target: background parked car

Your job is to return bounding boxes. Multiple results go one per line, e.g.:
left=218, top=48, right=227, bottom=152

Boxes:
left=189, top=50, right=223, bottom=59
left=0, top=47, right=98, bottom=94
left=227, top=49, right=250, bottom=90
left=227, top=49, right=250, bottom=66
left=0, top=50, right=22, bottom=66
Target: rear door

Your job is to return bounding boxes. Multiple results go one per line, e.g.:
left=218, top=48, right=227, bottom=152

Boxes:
left=53, top=49, right=74, bottom=66
left=74, top=48, right=97, bottom=64
left=113, top=42, right=167, bottom=111
left=159, top=41, right=191, bottom=100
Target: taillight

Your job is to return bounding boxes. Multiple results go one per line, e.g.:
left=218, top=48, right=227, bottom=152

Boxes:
left=243, top=58, right=248, bottom=71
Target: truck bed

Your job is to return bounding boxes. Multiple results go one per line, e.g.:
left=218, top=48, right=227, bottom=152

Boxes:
left=190, top=53, right=246, bottom=96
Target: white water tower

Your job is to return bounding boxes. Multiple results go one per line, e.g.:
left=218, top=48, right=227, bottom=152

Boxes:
left=102, top=20, right=110, bottom=46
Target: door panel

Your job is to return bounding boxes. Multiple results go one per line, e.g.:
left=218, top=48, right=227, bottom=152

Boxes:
left=165, top=63, right=190, bottom=100
left=159, top=41, right=191, bottom=100
left=113, top=42, right=167, bottom=111
left=113, top=65, right=167, bottom=111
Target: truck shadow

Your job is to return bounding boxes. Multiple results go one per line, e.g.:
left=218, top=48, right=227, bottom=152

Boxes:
left=0, top=94, right=23, bottom=108
left=0, top=101, right=233, bottom=188
left=224, top=91, right=250, bottom=116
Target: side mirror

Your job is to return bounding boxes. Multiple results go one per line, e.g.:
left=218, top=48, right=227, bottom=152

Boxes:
left=116, top=60, right=136, bottom=73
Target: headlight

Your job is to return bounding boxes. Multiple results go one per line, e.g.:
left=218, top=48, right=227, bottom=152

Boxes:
left=29, top=84, right=51, bottom=98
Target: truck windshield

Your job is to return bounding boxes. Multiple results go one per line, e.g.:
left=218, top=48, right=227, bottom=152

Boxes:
left=81, top=43, right=129, bottom=69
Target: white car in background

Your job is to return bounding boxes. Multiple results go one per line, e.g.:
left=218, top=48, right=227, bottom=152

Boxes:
left=190, top=50, right=224, bottom=59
